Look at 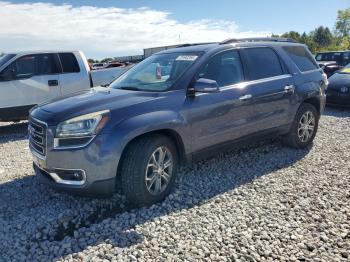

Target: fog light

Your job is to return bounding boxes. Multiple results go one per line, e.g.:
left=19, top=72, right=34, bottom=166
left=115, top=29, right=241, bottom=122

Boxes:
left=55, top=169, right=85, bottom=181
left=48, top=169, right=86, bottom=185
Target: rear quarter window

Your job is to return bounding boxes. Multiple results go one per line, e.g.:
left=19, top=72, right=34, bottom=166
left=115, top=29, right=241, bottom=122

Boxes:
left=59, top=53, right=80, bottom=73
left=283, top=46, right=319, bottom=72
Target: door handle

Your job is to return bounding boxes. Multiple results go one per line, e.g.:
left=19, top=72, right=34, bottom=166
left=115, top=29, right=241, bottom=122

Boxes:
left=284, top=85, right=295, bottom=93
left=239, top=94, right=252, bottom=101
left=48, top=80, right=59, bottom=86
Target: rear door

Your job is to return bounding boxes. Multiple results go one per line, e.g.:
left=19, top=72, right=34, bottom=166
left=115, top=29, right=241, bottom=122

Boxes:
left=58, top=52, right=91, bottom=96
left=0, top=53, right=61, bottom=117
left=239, top=47, right=295, bottom=132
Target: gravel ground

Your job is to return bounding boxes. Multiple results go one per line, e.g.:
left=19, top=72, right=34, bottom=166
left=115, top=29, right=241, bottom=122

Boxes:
left=0, top=108, right=349, bottom=262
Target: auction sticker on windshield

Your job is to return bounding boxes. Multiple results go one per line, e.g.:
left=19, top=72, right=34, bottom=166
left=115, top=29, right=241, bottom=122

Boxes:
left=176, top=55, right=198, bottom=61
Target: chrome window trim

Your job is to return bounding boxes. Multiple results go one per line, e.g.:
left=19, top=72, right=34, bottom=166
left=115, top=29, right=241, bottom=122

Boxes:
left=195, top=74, right=293, bottom=96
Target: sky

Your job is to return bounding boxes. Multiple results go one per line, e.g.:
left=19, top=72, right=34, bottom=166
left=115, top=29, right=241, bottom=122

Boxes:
left=0, top=0, right=349, bottom=59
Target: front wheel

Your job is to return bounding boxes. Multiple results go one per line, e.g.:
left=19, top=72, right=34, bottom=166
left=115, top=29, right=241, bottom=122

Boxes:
left=120, top=135, right=178, bottom=206
left=283, top=103, right=319, bottom=149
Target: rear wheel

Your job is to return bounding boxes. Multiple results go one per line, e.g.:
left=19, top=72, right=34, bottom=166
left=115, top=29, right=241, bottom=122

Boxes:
left=283, top=103, right=319, bottom=149
left=120, top=135, right=178, bottom=206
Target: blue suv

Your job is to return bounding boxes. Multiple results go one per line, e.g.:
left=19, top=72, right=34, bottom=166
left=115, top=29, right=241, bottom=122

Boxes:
left=29, top=38, right=327, bottom=206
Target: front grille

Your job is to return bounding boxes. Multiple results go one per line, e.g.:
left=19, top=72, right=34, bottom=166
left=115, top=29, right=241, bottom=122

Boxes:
left=29, top=118, right=47, bottom=157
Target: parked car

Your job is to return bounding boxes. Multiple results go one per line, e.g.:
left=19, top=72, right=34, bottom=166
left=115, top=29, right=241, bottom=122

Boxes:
left=0, top=51, right=129, bottom=121
left=326, top=63, right=350, bottom=107
left=29, top=38, right=327, bottom=206
left=106, top=62, right=124, bottom=68
left=91, top=63, right=107, bottom=70
left=315, top=51, right=350, bottom=77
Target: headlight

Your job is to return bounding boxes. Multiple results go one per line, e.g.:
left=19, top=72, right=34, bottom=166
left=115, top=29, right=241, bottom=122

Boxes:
left=56, top=110, right=110, bottom=138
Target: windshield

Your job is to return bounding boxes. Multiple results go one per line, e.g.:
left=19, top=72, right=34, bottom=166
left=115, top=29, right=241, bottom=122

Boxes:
left=339, top=64, right=350, bottom=74
left=0, top=53, right=16, bottom=68
left=315, top=52, right=343, bottom=62
left=110, top=52, right=201, bottom=91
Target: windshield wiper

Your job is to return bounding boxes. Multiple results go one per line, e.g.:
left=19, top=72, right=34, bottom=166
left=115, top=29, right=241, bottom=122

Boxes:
left=118, top=86, right=141, bottom=91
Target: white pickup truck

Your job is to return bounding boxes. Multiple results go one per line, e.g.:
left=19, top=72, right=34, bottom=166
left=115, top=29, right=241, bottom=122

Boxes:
left=0, top=51, right=130, bottom=121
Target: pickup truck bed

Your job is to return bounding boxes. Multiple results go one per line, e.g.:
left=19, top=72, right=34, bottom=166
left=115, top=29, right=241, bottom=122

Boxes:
left=90, top=66, right=131, bottom=87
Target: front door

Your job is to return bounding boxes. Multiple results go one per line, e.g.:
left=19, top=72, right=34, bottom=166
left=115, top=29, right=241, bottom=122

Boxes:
left=186, top=49, right=252, bottom=153
left=0, top=53, right=61, bottom=119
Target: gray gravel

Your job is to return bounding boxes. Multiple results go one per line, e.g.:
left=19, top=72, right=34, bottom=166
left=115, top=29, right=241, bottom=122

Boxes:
left=0, top=108, right=349, bottom=262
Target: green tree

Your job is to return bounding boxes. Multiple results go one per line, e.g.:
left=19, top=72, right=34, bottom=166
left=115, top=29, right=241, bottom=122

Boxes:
left=281, top=31, right=301, bottom=42
left=312, top=26, right=333, bottom=48
left=335, top=8, right=350, bottom=38
left=299, top=32, right=317, bottom=53
left=87, top=58, right=97, bottom=64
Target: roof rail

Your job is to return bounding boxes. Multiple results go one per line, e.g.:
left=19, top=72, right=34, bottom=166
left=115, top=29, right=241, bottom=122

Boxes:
left=176, top=42, right=217, bottom=48
left=220, top=37, right=298, bottom=45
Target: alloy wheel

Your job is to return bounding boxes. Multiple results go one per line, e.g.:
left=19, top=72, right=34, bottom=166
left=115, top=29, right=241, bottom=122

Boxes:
left=145, top=146, right=173, bottom=195
left=297, top=111, right=315, bottom=143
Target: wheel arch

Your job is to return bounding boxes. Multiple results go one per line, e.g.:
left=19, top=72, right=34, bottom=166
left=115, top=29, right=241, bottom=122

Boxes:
left=301, top=97, right=321, bottom=115
left=115, top=129, right=188, bottom=187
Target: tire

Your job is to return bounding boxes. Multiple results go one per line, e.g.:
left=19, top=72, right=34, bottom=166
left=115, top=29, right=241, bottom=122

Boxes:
left=283, top=103, right=319, bottom=149
left=120, top=135, right=178, bottom=206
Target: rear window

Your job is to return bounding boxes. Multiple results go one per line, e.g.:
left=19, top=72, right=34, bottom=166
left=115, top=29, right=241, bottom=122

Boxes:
left=59, top=53, right=80, bottom=73
left=284, top=46, right=318, bottom=72
left=243, top=47, right=284, bottom=80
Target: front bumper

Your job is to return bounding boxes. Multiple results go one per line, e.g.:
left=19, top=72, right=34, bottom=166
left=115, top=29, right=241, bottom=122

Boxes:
left=30, top=128, right=123, bottom=196
left=326, top=90, right=350, bottom=107
left=33, top=163, right=115, bottom=196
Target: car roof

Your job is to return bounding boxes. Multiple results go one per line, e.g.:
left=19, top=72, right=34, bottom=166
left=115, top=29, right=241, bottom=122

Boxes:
left=317, top=50, right=350, bottom=54
left=156, top=41, right=306, bottom=55
left=5, top=50, right=81, bottom=56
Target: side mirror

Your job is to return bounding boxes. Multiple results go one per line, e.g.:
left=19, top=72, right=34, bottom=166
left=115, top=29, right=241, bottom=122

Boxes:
left=0, top=69, right=15, bottom=81
left=193, top=78, right=220, bottom=93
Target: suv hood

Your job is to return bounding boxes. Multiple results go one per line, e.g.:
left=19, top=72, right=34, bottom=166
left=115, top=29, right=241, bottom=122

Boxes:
left=32, top=87, right=163, bottom=124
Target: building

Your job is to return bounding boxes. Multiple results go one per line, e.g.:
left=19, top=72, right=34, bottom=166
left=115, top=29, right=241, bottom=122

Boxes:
left=143, top=44, right=182, bottom=58
left=114, top=55, right=144, bottom=63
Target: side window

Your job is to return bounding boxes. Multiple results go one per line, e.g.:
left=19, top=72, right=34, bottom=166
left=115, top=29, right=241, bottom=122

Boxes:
left=283, top=46, right=319, bottom=72
left=315, top=54, right=322, bottom=61
left=59, top=53, right=80, bottom=73
left=37, top=54, right=60, bottom=75
left=243, top=47, right=284, bottom=80
left=198, top=50, right=244, bottom=87
left=1, top=53, right=60, bottom=80
left=7, top=55, right=38, bottom=79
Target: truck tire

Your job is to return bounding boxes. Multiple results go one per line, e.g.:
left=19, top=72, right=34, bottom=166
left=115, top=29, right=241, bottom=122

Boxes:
left=283, top=103, right=319, bottom=149
left=120, top=135, right=178, bottom=206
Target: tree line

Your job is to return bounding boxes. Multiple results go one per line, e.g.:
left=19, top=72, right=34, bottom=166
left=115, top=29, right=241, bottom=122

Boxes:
left=273, top=7, right=350, bottom=53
